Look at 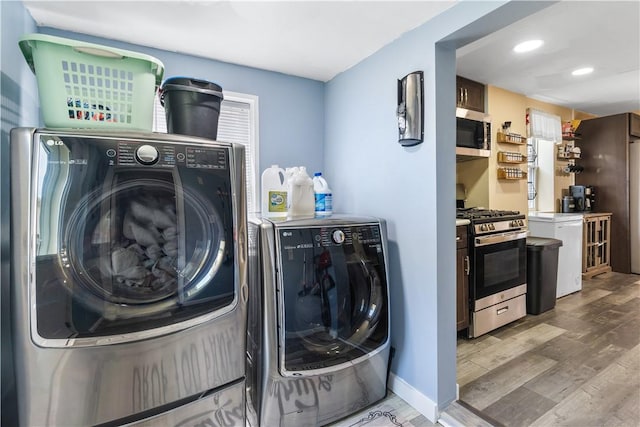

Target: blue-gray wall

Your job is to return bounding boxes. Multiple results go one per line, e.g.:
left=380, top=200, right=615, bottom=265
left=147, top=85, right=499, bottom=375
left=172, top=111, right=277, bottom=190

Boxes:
left=324, top=0, right=554, bottom=416
left=33, top=26, right=326, bottom=178
left=1, top=2, right=39, bottom=424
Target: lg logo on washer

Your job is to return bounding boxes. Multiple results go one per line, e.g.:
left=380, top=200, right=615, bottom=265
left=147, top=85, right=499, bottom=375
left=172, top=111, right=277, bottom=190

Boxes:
left=45, top=138, right=65, bottom=146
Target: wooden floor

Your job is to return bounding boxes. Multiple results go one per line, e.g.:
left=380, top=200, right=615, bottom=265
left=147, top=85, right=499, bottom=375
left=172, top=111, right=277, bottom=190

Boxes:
left=330, top=272, right=640, bottom=427
left=457, top=271, right=640, bottom=427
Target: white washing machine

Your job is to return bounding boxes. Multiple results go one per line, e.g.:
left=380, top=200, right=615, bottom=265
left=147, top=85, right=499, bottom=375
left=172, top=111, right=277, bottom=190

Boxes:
left=528, top=212, right=583, bottom=298
left=8, top=128, right=248, bottom=426
left=246, top=216, right=391, bottom=427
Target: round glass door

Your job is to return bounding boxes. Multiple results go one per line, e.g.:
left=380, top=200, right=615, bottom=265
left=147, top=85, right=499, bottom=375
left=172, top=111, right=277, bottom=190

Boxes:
left=278, top=224, right=389, bottom=373
left=63, top=175, right=224, bottom=319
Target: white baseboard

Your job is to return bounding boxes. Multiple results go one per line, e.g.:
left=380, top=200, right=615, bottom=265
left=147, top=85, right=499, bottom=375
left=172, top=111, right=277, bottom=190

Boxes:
left=387, top=372, right=439, bottom=423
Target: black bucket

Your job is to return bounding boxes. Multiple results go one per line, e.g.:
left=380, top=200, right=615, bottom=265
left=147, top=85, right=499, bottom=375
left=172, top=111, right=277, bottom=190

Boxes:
left=160, top=77, right=223, bottom=140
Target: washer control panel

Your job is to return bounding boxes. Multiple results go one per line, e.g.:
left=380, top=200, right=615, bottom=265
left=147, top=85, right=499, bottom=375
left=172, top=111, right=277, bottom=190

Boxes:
left=135, top=144, right=159, bottom=165
left=114, top=141, right=227, bottom=169
left=117, top=142, right=176, bottom=167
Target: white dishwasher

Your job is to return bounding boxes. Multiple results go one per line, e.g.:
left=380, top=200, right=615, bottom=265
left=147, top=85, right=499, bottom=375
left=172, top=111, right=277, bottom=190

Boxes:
left=528, top=212, right=583, bottom=298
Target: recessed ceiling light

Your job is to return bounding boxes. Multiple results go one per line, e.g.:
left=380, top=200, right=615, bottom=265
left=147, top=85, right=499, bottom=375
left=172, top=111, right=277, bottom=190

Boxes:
left=572, top=67, right=594, bottom=76
left=513, top=39, right=544, bottom=53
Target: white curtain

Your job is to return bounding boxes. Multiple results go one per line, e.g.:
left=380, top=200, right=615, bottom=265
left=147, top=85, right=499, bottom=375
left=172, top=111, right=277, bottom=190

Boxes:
left=526, top=108, right=562, bottom=212
left=527, top=108, right=562, bottom=141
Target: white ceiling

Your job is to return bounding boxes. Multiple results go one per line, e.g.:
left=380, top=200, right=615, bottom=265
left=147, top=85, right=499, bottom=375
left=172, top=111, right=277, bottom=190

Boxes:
left=456, top=1, right=640, bottom=116
left=22, top=0, right=457, bottom=82
left=22, top=1, right=640, bottom=117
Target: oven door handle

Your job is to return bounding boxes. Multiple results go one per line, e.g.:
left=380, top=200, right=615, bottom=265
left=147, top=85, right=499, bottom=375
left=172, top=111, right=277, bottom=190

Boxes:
left=474, top=230, right=528, bottom=247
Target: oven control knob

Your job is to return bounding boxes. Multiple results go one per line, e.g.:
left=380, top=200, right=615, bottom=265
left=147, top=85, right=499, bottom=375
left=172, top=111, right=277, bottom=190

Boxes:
left=136, top=144, right=159, bottom=165
left=519, top=219, right=525, bottom=226
left=480, top=224, right=488, bottom=232
left=489, top=224, right=495, bottom=230
left=332, top=229, right=345, bottom=244
left=510, top=220, right=518, bottom=227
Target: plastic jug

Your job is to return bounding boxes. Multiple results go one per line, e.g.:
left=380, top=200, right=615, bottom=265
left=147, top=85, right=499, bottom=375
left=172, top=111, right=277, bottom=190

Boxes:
left=284, top=167, right=299, bottom=187
left=313, top=172, right=333, bottom=216
left=261, top=165, right=287, bottom=218
left=287, top=167, right=315, bottom=218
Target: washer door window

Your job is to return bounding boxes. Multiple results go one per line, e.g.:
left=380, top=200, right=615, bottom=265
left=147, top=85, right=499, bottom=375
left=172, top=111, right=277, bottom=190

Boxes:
left=277, top=225, right=389, bottom=374
left=34, top=135, right=236, bottom=346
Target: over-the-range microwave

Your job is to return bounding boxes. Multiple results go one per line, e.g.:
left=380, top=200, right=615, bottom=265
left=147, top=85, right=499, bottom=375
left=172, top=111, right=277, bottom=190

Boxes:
left=456, top=107, right=491, bottom=158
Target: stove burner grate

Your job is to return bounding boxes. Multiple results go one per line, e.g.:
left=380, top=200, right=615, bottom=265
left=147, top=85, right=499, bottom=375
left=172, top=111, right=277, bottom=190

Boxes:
left=456, top=208, right=524, bottom=222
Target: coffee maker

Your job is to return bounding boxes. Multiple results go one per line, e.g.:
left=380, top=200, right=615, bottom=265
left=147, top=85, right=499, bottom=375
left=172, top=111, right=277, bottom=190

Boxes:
left=584, top=185, right=595, bottom=211
left=570, top=185, right=594, bottom=212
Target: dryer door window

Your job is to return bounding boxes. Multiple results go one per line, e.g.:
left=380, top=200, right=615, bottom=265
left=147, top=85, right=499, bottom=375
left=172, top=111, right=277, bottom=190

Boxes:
left=33, top=134, right=238, bottom=346
left=277, top=224, right=389, bottom=374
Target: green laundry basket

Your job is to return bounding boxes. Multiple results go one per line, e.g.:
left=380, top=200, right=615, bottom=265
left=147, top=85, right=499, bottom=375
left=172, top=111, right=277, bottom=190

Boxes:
left=19, top=34, right=164, bottom=130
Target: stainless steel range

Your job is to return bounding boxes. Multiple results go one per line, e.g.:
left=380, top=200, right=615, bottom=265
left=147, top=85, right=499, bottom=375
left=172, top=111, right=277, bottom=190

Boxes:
left=457, top=208, right=528, bottom=338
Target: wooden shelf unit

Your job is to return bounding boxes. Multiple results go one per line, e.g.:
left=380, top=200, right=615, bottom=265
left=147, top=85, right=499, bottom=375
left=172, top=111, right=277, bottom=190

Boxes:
left=582, top=213, right=612, bottom=279
left=498, top=151, right=527, bottom=163
left=497, top=132, right=526, bottom=145
left=557, top=152, right=581, bottom=160
left=498, top=167, right=527, bottom=180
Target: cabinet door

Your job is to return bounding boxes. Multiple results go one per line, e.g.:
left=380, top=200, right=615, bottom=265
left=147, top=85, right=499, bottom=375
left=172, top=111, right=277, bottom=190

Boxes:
left=456, top=247, right=469, bottom=331
left=630, top=113, right=640, bottom=138
left=456, top=76, right=485, bottom=112
left=456, top=226, right=469, bottom=331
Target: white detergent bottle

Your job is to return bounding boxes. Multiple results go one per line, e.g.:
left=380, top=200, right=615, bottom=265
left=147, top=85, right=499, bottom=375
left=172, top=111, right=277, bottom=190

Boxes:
left=313, top=172, right=333, bottom=216
left=287, top=167, right=315, bottom=218
left=261, top=165, right=287, bottom=218
left=284, top=166, right=299, bottom=188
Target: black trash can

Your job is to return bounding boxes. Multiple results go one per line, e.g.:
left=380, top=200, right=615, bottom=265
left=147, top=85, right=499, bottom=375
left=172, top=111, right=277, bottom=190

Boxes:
left=160, top=77, right=224, bottom=140
left=526, top=236, right=563, bottom=315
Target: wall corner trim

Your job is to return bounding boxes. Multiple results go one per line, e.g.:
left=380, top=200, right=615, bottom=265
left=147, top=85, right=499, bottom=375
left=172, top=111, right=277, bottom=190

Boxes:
left=388, top=372, right=439, bottom=423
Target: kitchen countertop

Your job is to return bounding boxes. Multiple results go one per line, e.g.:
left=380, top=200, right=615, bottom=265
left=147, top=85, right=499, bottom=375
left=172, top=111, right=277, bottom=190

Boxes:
left=580, top=212, right=613, bottom=218
left=456, top=219, right=470, bottom=226
left=528, top=211, right=613, bottom=222
left=528, top=212, right=584, bottom=221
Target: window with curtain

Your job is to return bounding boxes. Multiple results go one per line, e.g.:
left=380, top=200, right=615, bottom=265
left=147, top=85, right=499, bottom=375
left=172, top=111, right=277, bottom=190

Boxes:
left=153, top=91, right=259, bottom=214
left=527, top=137, right=538, bottom=210
left=526, top=108, right=562, bottom=211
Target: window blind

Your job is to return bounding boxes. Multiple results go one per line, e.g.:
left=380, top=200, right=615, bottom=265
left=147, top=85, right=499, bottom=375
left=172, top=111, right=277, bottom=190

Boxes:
left=153, top=92, right=259, bottom=214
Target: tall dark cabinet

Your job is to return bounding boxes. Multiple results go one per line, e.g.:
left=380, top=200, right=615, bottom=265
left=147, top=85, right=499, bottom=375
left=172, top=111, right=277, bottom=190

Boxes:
left=576, top=112, right=640, bottom=274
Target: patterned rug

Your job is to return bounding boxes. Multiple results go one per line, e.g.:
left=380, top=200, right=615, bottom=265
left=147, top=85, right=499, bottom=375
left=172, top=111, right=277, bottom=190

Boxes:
left=332, top=403, right=409, bottom=427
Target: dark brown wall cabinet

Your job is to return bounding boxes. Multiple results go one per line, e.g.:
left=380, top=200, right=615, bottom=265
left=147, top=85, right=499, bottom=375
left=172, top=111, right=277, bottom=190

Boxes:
left=630, top=113, right=640, bottom=137
left=456, top=225, right=470, bottom=331
left=456, top=76, right=486, bottom=113
left=576, top=112, right=640, bottom=273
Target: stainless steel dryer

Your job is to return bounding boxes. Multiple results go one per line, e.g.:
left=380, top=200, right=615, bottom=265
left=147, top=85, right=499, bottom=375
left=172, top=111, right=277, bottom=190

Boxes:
left=247, top=216, right=390, bottom=427
left=9, top=128, right=248, bottom=426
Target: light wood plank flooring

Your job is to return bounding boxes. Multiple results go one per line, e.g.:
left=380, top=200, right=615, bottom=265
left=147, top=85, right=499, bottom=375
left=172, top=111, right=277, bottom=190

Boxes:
left=457, top=272, right=640, bottom=427
left=331, top=272, right=639, bottom=427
